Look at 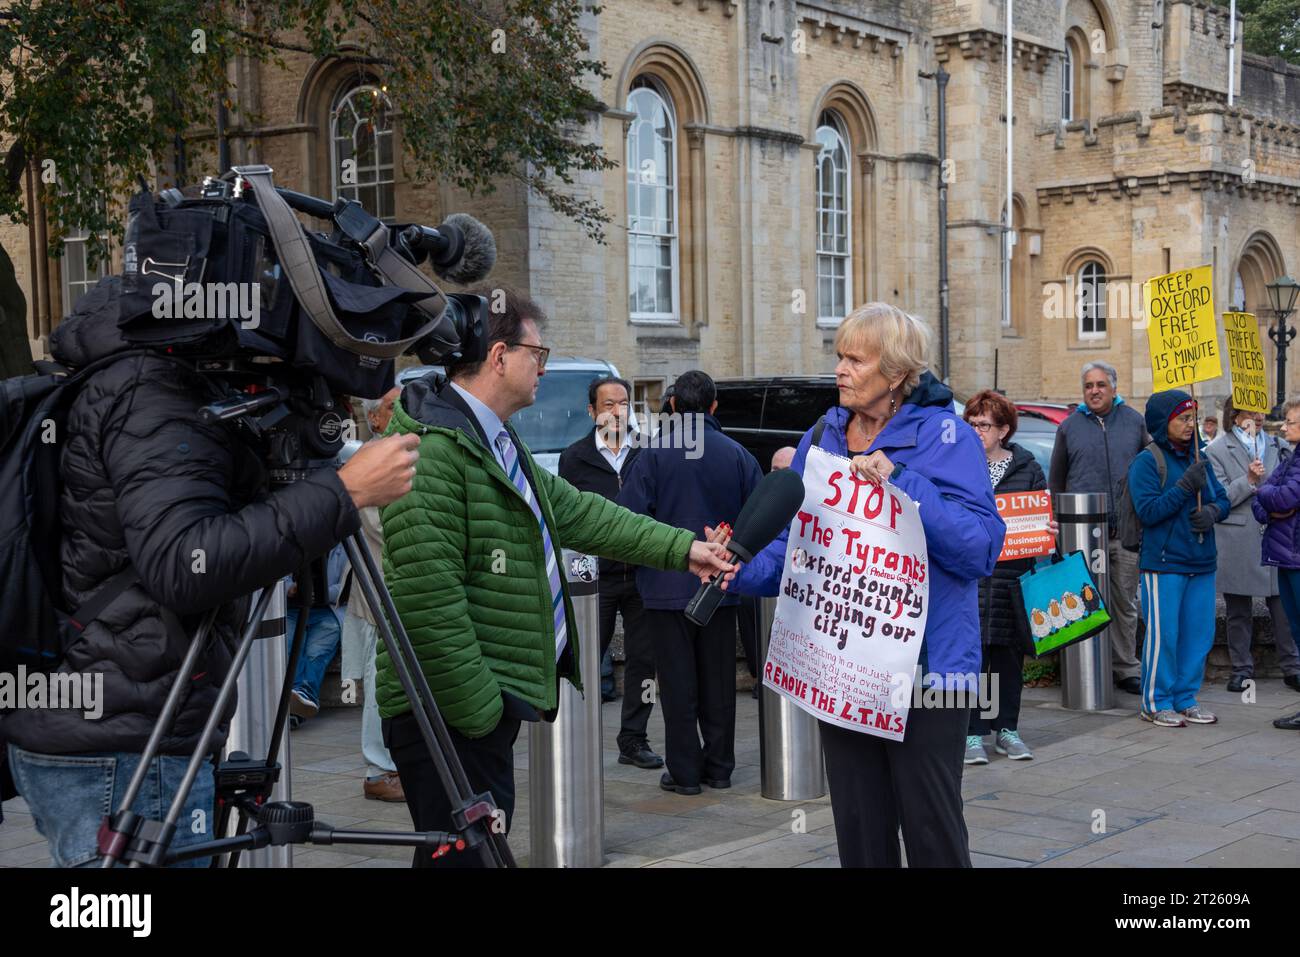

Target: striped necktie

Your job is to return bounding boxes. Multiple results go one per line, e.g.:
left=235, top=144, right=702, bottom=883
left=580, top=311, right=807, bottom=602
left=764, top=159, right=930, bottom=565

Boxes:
left=495, top=429, right=568, bottom=662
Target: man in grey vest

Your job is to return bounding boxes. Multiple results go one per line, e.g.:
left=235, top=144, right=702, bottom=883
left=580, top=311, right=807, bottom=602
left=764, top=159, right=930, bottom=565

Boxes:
left=1049, top=361, right=1150, bottom=694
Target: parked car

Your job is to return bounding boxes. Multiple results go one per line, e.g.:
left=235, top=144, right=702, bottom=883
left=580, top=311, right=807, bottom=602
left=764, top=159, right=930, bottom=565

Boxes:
left=1014, top=402, right=1072, bottom=425
left=396, top=356, right=619, bottom=475
left=713, top=376, right=1059, bottom=482
left=712, top=376, right=839, bottom=472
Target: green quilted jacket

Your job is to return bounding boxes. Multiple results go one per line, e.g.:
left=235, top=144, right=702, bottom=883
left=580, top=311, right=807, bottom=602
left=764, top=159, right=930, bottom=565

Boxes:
left=376, top=376, right=697, bottom=738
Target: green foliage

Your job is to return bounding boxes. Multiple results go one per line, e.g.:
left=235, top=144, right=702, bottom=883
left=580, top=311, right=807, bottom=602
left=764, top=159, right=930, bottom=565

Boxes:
left=1021, top=657, right=1059, bottom=686
left=0, top=0, right=615, bottom=260
left=1214, top=0, right=1300, bottom=64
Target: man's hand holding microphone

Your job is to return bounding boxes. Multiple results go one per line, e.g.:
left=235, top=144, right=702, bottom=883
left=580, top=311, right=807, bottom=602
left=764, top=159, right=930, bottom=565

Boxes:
left=338, top=432, right=422, bottom=509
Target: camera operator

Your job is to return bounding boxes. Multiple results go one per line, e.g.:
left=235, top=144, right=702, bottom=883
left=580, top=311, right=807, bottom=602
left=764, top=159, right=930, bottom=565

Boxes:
left=0, top=288, right=419, bottom=867
left=378, top=286, right=735, bottom=867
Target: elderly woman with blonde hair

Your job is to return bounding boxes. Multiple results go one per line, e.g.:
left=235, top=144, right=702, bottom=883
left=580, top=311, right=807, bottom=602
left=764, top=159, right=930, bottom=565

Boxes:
left=730, top=303, right=1004, bottom=867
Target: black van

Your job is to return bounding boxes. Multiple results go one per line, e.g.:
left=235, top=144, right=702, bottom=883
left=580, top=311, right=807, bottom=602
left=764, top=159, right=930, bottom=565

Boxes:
left=712, top=376, right=840, bottom=472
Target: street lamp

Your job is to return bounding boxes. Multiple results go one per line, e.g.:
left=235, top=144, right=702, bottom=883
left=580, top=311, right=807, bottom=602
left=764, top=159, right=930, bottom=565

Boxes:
left=1267, top=275, right=1300, bottom=417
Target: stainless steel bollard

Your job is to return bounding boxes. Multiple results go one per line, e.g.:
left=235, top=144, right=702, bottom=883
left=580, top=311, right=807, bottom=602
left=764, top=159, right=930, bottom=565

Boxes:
left=529, top=550, right=604, bottom=867
left=1054, top=493, right=1115, bottom=711
left=226, top=580, right=292, bottom=867
left=757, top=596, right=826, bottom=801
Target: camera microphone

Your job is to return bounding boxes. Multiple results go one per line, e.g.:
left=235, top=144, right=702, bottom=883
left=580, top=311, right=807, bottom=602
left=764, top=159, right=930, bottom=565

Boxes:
left=400, top=213, right=497, bottom=284
left=684, top=468, right=807, bottom=627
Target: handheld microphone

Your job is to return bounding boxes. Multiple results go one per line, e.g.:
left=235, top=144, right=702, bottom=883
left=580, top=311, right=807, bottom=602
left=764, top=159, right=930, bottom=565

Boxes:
left=684, top=468, right=807, bottom=626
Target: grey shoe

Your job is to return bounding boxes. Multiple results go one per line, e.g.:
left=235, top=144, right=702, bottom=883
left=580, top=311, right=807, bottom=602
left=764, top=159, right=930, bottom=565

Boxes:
left=994, top=729, right=1033, bottom=760
left=1180, top=705, right=1218, bottom=725
left=964, top=735, right=989, bottom=765
left=1140, top=709, right=1187, bottom=728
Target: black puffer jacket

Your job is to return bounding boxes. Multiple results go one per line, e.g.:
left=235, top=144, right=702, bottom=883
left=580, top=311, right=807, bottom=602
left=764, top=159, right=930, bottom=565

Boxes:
left=1, top=279, right=360, bottom=755
left=978, top=443, right=1045, bottom=650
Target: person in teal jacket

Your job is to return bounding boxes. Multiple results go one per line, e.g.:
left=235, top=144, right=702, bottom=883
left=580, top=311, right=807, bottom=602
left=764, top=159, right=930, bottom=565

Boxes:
left=1128, top=389, right=1230, bottom=727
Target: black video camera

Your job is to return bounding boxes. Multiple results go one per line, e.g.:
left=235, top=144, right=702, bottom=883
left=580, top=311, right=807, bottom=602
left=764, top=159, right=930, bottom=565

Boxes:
left=115, top=165, right=494, bottom=399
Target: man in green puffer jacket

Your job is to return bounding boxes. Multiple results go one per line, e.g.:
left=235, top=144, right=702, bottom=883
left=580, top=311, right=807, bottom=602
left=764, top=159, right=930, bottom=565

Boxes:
left=378, top=287, right=735, bottom=867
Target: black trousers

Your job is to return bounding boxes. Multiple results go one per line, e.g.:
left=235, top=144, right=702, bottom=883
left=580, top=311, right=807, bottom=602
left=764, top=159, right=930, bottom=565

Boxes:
left=383, top=710, right=521, bottom=869
left=646, top=606, right=738, bottom=787
left=968, top=643, right=1025, bottom=735
left=599, top=574, right=656, bottom=752
left=820, top=702, right=971, bottom=868
left=737, top=595, right=760, bottom=678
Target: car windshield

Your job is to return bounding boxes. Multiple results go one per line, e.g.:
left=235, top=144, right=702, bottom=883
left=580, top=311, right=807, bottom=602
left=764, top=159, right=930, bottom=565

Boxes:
left=510, top=371, right=602, bottom=454
left=1015, top=432, right=1055, bottom=482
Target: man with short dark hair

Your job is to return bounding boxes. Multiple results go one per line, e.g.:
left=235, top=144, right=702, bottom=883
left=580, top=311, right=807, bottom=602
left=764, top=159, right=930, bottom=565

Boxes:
left=378, top=292, right=735, bottom=865
left=1049, top=360, right=1150, bottom=693
left=559, top=375, right=663, bottom=769
left=618, top=370, right=763, bottom=795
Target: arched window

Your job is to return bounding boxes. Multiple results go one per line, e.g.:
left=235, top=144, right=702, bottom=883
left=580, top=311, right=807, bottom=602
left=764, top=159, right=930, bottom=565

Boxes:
left=331, top=83, right=395, bottom=221
left=60, top=225, right=110, bottom=317
left=1077, top=260, right=1106, bottom=337
left=626, top=78, right=678, bottom=322
left=1233, top=271, right=1247, bottom=311
left=1061, top=46, right=1074, bottom=121
left=815, top=111, right=851, bottom=325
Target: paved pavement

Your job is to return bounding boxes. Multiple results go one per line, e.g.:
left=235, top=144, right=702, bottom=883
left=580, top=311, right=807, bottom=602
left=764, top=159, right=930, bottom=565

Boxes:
left=4, top=679, right=1300, bottom=867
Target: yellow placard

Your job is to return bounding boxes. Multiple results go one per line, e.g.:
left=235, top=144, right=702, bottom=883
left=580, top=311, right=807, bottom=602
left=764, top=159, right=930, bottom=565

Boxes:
left=1144, top=264, right=1221, bottom=390
left=1223, top=311, right=1269, bottom=413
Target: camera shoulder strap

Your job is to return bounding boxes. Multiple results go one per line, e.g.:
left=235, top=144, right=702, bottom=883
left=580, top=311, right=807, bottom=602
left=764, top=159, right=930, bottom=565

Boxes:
left=232, top=165, right=443, bottom=360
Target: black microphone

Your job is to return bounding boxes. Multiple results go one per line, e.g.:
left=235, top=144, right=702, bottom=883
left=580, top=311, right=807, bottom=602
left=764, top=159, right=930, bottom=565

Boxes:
left=401, top=213, right=497, bottom=284
left=684, top=468, right=807, bottom=626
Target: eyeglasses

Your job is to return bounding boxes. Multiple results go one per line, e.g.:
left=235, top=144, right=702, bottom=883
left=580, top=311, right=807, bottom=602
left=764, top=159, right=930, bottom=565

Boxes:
left=508, top=342, right=550, bottom=370
left=967, top=421, right=1000, bottom=433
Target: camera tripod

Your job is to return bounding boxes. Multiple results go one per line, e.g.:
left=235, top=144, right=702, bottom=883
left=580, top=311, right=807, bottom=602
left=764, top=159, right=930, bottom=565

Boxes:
left=95, top=528, right=516, bottom=868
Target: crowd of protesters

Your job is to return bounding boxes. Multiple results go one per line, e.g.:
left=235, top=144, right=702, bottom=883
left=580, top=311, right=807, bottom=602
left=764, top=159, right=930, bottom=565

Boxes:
left=9, top=284, right=1300, bottom=872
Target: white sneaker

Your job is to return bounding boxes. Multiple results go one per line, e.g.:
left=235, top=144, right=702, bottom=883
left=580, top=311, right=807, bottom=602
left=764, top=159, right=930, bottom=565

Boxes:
left=1180, top=706, right=1217, bottom=724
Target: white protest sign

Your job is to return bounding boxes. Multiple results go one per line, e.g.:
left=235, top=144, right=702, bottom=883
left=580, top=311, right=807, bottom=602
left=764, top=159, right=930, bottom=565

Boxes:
left=764, top=446, right=929, bottom=741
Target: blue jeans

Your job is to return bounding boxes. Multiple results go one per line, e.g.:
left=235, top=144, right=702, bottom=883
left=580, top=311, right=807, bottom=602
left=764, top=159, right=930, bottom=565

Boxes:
left=7, top=744, right=216, bottom=867
left=286, top=608, right=343, bottom=705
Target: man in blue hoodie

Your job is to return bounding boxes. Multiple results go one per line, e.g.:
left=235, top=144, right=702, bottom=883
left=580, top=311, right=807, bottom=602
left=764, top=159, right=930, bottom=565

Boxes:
left=1128, top=390, right=1231, bottom=727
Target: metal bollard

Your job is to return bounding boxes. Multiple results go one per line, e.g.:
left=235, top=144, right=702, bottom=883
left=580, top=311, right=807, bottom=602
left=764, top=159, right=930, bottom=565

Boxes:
left=757, top=596, right=826, bottom=801
left=226, top=580, right=292, bottom=867
left=1053, top=492, right=1115, bottom=711
left=529, top=550, right=604, bottom=867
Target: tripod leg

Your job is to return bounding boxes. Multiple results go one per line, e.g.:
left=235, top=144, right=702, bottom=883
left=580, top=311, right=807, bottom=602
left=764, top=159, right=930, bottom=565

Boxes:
left=228, top=574, right=309, bottom=868
left=126, top=586, right=278, bottom=867
left=100, top=607, right=219, bottom=867
left=343, top=534, right=514, bottom=868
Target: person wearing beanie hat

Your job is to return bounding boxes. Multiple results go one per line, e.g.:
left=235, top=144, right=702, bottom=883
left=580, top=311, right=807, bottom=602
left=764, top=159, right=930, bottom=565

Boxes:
left=1127, top=389, right=1231, bottom=728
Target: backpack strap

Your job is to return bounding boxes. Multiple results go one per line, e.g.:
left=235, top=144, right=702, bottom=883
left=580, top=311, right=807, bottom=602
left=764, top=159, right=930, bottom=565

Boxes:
left=811, top=415, right=828, bottom=449
left=1145, top=442, right=1167, bottom=487
left=65, top=567, right=138, bottom=633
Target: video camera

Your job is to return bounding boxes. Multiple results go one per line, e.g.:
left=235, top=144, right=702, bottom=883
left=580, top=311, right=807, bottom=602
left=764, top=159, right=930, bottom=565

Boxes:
left=109, top=164, right=495, bottom=474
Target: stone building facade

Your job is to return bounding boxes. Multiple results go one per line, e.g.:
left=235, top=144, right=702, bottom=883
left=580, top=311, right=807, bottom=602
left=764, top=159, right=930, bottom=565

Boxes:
left=11, top=0, right=1299, bottom=411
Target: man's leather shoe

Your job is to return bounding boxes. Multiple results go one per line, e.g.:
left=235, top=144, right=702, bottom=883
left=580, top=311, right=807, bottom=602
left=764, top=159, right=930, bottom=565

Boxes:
left=659, top=772, right=701, bottom=795
left=1285, top=674, right=1300, bottom=692
left=701, top=776, right=731, bottom=789
left=1273, top=711, right=1300, bottom=730
left=1226, top=674, right=1250, bottom=693
left=363, top=772, right=405, bottom=803
left=1116, top=676, right=1142, bottom=695
left=618, top=744, right=665, bottom=769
